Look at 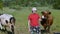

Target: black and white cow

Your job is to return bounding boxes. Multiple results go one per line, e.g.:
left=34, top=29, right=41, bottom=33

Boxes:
left=0, top=14, right=15, bottom=34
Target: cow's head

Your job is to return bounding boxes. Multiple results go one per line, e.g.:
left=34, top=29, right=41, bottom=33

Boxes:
left=41, top=10, right=51, bottom=17
left=10, top=17, right=15, bottom=25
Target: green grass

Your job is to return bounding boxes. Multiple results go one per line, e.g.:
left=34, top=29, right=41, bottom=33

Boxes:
left=0, top=7, right=60, bottom=34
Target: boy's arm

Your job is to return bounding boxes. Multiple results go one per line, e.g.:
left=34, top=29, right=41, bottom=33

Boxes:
left=28, top=20, right=30, bottom=31
left=38, top=16, right=42, bottom=26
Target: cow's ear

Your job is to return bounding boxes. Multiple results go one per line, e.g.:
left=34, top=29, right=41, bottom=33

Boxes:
left=49, top=12, right=51, bottom=14
left=41, top=11, right=44, bottom=14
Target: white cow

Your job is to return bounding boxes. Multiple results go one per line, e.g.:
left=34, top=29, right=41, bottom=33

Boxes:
left=0, top=14, right=15, bottom=34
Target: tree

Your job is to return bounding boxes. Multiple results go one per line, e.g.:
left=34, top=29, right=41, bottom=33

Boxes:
left=53, top=0, right=60, bottom=9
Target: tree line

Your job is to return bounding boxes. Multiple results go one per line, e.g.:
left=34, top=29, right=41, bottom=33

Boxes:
left=0, top=0, right=60, bottom=9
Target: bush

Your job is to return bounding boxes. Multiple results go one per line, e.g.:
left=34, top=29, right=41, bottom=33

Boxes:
left=53, top=3, right=60, bottom=9
left=53, top=0, right=60, bottom=9
left=0, top=0, right=3, bottom=10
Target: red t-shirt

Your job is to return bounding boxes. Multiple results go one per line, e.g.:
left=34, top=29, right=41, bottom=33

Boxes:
left=28, top=13, right=40, bottom=27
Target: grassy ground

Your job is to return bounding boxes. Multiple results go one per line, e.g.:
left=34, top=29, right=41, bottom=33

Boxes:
left=0, top=7, right=60, bottom=34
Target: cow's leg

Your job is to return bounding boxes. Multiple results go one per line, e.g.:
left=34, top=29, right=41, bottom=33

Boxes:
left=42, top=25, right=47, bottom=34
left=10, top=20, right=15, bottom=34
left=0, top=23, right=3, bottom=30
left=47, top=25, right=50, bottom=33
left=6, top=24, right=14, bottom=34
left=4, top=26, right=7, bottom=31
left=11, top=25, right=14, bottom=34
left=46, top=23, right=50, bottom=33
left=44, top=26, right=46, bottom=30
left=43, top=24, right=47, bottom=31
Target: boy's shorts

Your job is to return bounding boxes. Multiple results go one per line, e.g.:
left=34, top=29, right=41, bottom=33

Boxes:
left=30, top=26, right=40, bottom=33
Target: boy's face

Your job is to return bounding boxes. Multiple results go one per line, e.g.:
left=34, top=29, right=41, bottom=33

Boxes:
left=32, top=10, right=37, bottom=13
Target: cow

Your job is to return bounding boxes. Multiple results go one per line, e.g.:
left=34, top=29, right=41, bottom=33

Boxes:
left=0, top=14, right=15, bottom=34
left=41, top=10, right=53, bottom=33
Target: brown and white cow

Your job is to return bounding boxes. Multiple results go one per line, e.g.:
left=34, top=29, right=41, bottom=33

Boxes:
left=41, top=10, right=53, bottom=33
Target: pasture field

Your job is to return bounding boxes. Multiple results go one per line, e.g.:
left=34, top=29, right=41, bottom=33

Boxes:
left=0, top=7, right=60, bottom=34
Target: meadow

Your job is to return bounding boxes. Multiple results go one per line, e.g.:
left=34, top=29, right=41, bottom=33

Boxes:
left=0, top=7, right=60, bottom=34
